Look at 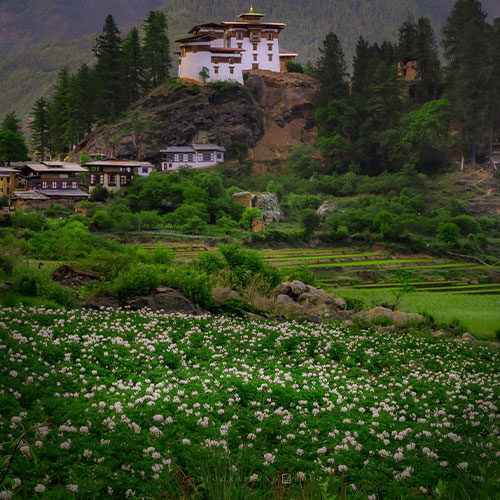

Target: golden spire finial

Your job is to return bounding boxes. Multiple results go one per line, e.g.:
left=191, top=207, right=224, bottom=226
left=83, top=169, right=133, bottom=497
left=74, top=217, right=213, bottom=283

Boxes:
left=250, top=4, right=254, bottom=13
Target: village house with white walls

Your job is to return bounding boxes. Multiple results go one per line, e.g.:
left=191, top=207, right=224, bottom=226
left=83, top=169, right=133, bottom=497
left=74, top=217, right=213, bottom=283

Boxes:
left=160, top=144, right=226, bottom=171
left=176, top=6, right=298, bottom=84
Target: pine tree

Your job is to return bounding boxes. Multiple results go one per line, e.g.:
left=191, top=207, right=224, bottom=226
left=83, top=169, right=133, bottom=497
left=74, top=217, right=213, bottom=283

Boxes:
left=1, top=112, right=22, bottom=135
left=143, top=11, right=172, bottom=88
left=413, top=18, right=441, bottom=101
left=29, top=97, right=51, bottom=161
left=442, top=0, right=489, bottom=167
left=397, top=18, right=418, bottom=63
left=123, top=27, right=147, bottom=104
left=93, top=14, right=125, bottom=120
left=49, top=68, right=72, bottom=154
left=73, top=64, right=98, bottom=136
left=315, top=32, right=349, bottom=108
left=351, top=36, right=371, bottom=94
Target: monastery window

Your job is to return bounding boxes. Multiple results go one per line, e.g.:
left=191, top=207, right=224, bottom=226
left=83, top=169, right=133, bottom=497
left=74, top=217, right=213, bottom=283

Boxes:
left=108, top=174, right=116, bottom=186
left=237, top=32, right=243, bottom=40
left=120, top=175, right=128, bottom=186
left=71, top=181, right=77, bottom=189
left=267, top=33, right=273, bottom=41
left=229, top=58, right=234, bottom=64
left=181, top=48, right=186, bottom=58
left=42, top=181, right=48, bottom=189
left=252, top=32, right=259, bottom=40
left=253, top=54, right=258, bottom=62
left=268, top=54, right=273, bottom=61
left=237, top=43, right=243, bottom=49
left=213, top=58, right=218, bottom=64
left=203, top=153, right=212, bottom=162
left=193, top=47, right=198, bottom=53
left=188, top=154, right=194, bottom=162
left=252, top=43, right=258, bottom=51
left=61, top=181, right=67, bottom=189
left=214, top=66, right=219, bottom=75
left=268, top=44, right=273, bottom=51
left=229, top=66, right=234, bottom=75
left=252, top=63, right=259, bottom=70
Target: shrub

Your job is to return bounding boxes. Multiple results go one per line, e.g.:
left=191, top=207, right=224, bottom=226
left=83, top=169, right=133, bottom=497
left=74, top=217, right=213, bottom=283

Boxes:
left=162, top=266, right=212, bottom=308
left=114, top=264, right=160, bottom=299
left=300, top=208, right=321, bottom=237
left=286, top=265, right=316, bottom=286
left=149, top=245, right=174, bottom=265
left=12, top=211, right=46, bottom=231
left=286, top=60, right=304, bottom=73
left=436, top=222, right=460, bottom=247
left=240, top=208, right=262, bottom=229
left=78, top=250, right=135, bottom=279
left=139, top=211, right=163, bottom=230
left=90, top=184, right=109, bottom=202
left=92, top=209, right=113, bottom=230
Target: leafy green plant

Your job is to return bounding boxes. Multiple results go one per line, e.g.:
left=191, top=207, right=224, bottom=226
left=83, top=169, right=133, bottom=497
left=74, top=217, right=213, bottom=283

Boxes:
left=114, top=264, right=160, bottom=299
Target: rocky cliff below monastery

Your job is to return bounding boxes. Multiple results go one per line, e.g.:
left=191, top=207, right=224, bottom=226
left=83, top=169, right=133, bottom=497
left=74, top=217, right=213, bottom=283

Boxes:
left=77, top=71, right=318, bottom=163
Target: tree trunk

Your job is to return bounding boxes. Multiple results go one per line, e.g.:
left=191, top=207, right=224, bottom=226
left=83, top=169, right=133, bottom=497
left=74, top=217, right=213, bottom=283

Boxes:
left=471, top=141, right=476, bottom=168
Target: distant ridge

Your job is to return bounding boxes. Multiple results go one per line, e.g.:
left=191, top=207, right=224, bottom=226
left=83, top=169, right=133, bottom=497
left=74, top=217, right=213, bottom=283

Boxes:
left=2, top=0, right=500, bottom=119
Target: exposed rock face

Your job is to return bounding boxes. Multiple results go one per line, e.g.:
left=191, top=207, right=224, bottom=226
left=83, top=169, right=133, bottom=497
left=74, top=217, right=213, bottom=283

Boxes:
left=355, top=307, right=424, bottom=325
left=78, top=81, right=264, bottom=161
left=244, top=70, right=318, bottom=162
left=274, top=280, right=348, bottom=323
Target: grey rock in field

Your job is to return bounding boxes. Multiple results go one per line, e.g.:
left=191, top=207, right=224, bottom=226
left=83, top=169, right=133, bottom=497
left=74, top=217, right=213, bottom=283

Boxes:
left=127, top=288, right=200, bottom=314
left=462, top=332, right=479, bottom=342
left=81, top=295, right=122, bottom=310
left=291, top=280, right=308, bottom=296
left=276, top=294, right=296, bottom=306
left=212, top=287, right=243, bottom=306
left=275, top=282, right=293, bottom=297
left=333, top=297, right=347, bottom=310
left=432, top=330, right=447, bottom=339
left=355, top=306, right=424, bottom=326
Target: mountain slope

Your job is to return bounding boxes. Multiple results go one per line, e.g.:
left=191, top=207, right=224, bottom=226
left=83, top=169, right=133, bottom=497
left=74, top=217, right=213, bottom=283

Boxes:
left=2, top=0, right=500, bottom=119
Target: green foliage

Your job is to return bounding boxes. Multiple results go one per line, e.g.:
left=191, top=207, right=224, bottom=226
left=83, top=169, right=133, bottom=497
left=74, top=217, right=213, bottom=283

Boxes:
left=12, top=264, right=77, bottom=308
left=0, top=129, right=28, bottom=165
left=286, top=144, right=320, bottom=178
left=436, top=222, right=460, bottom=247
left=79, top=152, right=91, bottom=164
left=11, top=211, right=46, bottom=231
left=143, top=10, right=172, bottom=87
left=199, top=66, right=210, bottom=82
left=92, top=209, right=113, bottom=230
left=1, top=112, right=22, bottom=134
left=286, top=265, right=316, bottom=286
left=114, top=264, right=160, bottom=299
left=90, top=184, right=109, bottom=202
left=162, top=265, right=212, bottom=308
left=240, top=207, right=262, bottom=230
left=392, top=269, right=416, bottom=307
left=285, top=60, right=304, bottom=73
left=300, top=208, right=321, bottom=236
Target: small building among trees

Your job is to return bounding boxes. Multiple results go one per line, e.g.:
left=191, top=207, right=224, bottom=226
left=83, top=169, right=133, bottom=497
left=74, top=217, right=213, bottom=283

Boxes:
left=160, top=144, right=225, bottom=171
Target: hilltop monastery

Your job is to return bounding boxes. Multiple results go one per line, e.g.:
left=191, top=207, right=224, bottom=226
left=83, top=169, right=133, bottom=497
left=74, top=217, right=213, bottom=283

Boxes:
left=176, top=6, right=297, bottom=84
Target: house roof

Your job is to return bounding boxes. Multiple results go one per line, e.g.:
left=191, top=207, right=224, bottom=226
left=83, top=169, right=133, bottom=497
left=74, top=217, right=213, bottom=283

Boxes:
left=0, top=167, right=20, bottom=174
left=279, top=53, right=298, bottom=57
left=160, top=144, right=226, bottom=153
left=23, top=163, right=87, bottom=173
left=40, top=189, right=89, bottom=198
left=83, top=161, right=153, bottom=168
left=12, top=191, right=50, bottom=200
left=189, top=23, right=224, bottom=34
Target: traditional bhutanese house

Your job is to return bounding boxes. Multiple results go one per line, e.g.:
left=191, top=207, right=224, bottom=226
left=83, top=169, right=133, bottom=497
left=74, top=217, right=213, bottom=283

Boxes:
left=0, top=167, right=22, bottom=198
left=177, top=6, right=297, bottom=84
left=11, top=161, right=89, bottom=208
left=83, top=160, right=155, bottom=193
left=159, top=144, right=226, bottom=172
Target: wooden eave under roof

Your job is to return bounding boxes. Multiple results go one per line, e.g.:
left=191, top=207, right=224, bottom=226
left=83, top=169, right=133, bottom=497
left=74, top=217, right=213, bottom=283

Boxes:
left=189, top=23, right=224, bottom=34
left=210, top=47, right=244, bottom=53
left=222, top=22, right=285, bottom=28
left=175, top=34, right=215, bottom=44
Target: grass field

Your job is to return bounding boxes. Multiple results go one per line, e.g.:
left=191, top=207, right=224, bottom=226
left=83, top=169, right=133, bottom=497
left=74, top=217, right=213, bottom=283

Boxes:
left=336, top=288, right=500, bottom=339
left=1, top=307, right=499, bottom=499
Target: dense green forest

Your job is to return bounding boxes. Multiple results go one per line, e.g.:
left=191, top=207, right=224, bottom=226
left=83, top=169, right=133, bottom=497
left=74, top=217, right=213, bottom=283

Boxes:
left=3, top=0, right=500, bottom=118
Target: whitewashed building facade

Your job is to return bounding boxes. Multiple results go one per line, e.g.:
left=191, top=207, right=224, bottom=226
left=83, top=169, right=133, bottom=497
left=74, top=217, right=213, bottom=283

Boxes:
left=160, top=144, right=226, bottom=171
left=176, top=7, right=297, bottom=84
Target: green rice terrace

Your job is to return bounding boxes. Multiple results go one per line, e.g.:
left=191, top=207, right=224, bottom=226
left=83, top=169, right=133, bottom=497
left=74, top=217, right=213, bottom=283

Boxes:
left=0, top=306, right=499, bottom=499
left=166, top=245, right=500, bottom=338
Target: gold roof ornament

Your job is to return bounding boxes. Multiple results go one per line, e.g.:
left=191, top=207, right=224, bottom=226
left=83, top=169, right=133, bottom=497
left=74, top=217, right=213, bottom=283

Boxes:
left=238, top=5, right=265, bottom=21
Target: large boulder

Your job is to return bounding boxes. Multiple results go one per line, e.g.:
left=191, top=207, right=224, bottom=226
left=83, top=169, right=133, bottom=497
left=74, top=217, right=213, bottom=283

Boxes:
left=290, top=280, right=308, bottom=296
left=212, top=287, right=243, bottom=306
left=127, top=287, right=199, bottom=314
left=81, top=295, right=122, bottom=310
left=355, top=306, right=424, bottom=325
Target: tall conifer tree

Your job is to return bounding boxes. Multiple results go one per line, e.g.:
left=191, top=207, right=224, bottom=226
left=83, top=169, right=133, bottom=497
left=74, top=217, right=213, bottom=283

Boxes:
left=29, top=97, right=51, bottom=161
left=123, top=27, right=147, bottom=104
left=1, top=112, right=22, bottom=135
left=143, top=11, right=171, bottom=88
left=93, top=14, right=125, bottom=120
left=442, top=0, right=489, bottom=166
left=315, top=32, right=349, bottom=108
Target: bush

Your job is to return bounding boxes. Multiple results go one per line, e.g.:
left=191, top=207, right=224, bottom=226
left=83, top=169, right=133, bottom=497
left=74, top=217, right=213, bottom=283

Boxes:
left=12, top=211, right=46, bottom=231
left=90, top=184, right=109, bottom=202
left=286, top=265, right=316, bottom=286
left=240, top=208, right=262, bottom=229
left=162, top=266, right=212, bottom=308
left=92, top=209, right=113, bottom=230
left=436, top=222, right=460, bottom=247
left=78, top=250, right=135, bottom=279
left=114, top=264, right=160, bottom=299
left=300, top=208, right=321, bottom=236
left=12, top=264, right=77, bottom=308
left=286, top=60, right=304, bottom=73
left=139, top=211, right=163, bottom=230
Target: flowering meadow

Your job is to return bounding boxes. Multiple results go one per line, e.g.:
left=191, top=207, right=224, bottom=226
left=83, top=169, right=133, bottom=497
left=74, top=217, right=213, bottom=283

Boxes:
left=0, top=306, right=499, bottom=499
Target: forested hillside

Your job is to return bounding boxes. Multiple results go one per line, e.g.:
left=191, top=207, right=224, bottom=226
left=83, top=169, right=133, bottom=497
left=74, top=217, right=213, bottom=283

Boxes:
left=2, top=0, right=500, bottom=119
